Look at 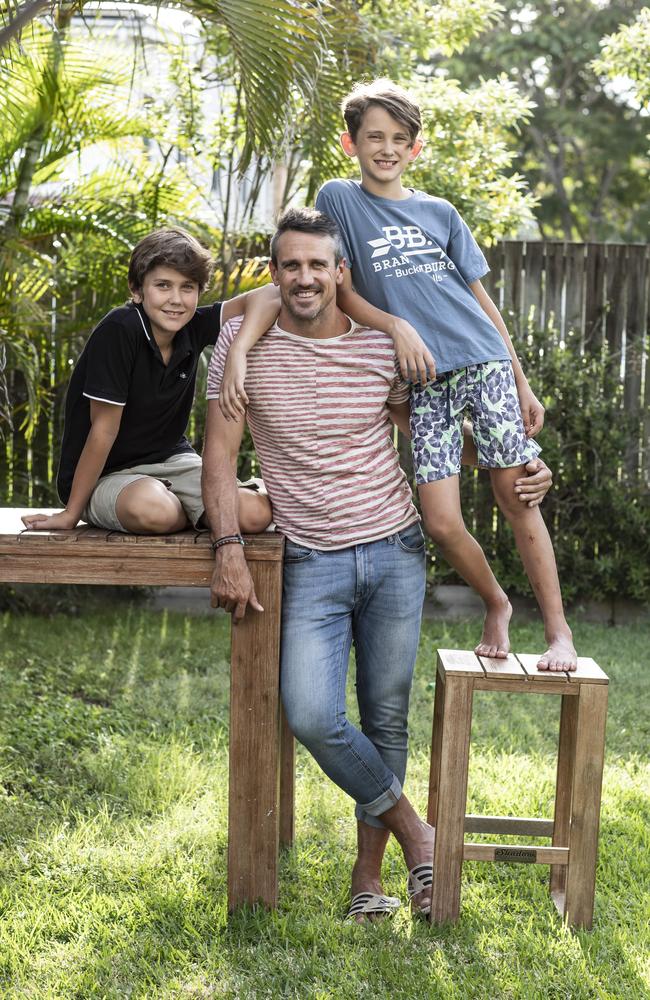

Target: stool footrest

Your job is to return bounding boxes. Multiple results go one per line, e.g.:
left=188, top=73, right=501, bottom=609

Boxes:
left=464, top=814, right=554, bottom=837
left=463, top=843, right=569, bottom=864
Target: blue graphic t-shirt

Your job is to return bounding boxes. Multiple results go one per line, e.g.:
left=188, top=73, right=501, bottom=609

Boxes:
left=316, top=179, right=509, bottom=375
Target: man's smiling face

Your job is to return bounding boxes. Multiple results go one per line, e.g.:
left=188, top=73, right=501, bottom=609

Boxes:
left=269, top=231, right=344, bottom=327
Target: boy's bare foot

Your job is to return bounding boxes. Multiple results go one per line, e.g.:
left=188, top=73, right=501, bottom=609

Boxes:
left=537, top=631, right=577, bottom=671
left=475, top=596, right=512, bottom=659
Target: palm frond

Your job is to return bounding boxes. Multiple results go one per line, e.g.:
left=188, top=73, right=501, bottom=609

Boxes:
left=187, top=0, right=330, bottom=169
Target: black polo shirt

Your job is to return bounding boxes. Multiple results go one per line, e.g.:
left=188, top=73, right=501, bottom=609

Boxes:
left=57, top=300, right=223, bottom=503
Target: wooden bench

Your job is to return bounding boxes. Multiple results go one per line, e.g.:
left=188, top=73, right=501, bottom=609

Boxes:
left=428, top=649, right=609, bottom=928
left=0, top=509, right=295, bottom=911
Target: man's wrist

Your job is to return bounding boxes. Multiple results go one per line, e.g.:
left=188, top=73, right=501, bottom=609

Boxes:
left=211, top=533, right=245, bottom=552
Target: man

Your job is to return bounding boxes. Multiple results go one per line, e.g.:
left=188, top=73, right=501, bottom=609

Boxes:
left=202, top=208, right=552, bottom=921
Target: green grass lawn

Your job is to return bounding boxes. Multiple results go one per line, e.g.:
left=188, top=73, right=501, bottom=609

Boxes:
left=0, top=607, right=648, bottom=999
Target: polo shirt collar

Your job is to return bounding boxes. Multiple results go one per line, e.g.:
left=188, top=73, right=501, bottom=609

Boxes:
left=133, top=303, right=191, bottom=367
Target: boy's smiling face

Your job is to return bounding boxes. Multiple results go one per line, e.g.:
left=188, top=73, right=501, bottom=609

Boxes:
left=131, top=265, right=200, bottom=344
left=341, top=104, right=422, bottom=197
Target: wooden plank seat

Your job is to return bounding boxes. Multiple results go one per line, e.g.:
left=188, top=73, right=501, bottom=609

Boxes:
left=428, top=649, right=608, bottom=929
left=0, top=509, right=294, bottom=911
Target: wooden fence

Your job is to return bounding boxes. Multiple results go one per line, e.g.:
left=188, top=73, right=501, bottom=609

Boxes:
left=482, top=241, right=650, bottom=484
left=1, top=240, right=649, bottom=506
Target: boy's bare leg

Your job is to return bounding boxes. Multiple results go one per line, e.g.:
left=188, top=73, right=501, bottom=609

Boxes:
left=419, top=476, right=512, bottom=658
left=237, top=488, right=273, bottom=533
left=490, top=466, right=576, bottom=671
left=116, top=478, right=188, bottom=533
left=117, top=479, right=272, bottom=535
left=350, top=821, right=391, bottom=923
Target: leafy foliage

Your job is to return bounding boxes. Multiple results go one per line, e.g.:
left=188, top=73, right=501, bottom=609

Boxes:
left=593, top=7, right=650, bottom=113
left=444, top=0, right=650, bottom=241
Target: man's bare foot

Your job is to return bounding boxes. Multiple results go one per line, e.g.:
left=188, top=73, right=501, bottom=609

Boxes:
left=537, top=631, right=577, bottom=672
left=475, top=596, right=512, bottom=659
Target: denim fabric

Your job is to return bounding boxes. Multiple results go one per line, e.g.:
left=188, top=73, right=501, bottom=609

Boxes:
left=280, top=522, right=426, bottom=828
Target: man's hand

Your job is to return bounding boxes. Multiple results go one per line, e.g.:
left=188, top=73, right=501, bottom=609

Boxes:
left=515, top=458, right=552, bottom=508
left=21, top=509, right=79, bottom=531
left=219, top=346, right=248, bottom=422
left=210, top=544, right=263, bottom=623
left=389, top=317, right=436, bottom=385
left=517, top=382, right=545, bottom=437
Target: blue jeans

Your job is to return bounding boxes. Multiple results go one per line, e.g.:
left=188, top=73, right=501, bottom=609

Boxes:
left=280, top=522, right=426, bottom=828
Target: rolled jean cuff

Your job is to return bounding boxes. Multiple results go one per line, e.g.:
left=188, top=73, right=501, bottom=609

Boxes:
left=355, top=774, right=402, bottom=827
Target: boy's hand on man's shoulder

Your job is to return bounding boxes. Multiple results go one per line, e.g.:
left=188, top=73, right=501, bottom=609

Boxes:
left=389, top=317, right=436, bottom=385
left=219, top=345, right=249, bottom=422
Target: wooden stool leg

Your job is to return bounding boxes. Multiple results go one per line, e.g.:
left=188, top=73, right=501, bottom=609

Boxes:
left=430, top=675, right=474, bottom=924
left=564, top=683, right=608, bottom=929
left=427, top=667, right=446, bottom=828
left=228, top=559, right=283, bottom=910
left=279, top=704, right=295, bottom=848
left=550, top=694, right=578, bottom=907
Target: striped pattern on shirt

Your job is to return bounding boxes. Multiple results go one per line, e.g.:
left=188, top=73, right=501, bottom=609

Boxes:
left=207, top=314, right=419, bottom=550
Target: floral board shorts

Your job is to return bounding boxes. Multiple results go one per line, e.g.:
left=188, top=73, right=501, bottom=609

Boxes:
left=410, top=360, right=541, bottom=485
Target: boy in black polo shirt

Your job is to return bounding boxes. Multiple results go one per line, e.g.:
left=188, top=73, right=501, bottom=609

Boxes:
left=22, top=228, right=275, bottom=534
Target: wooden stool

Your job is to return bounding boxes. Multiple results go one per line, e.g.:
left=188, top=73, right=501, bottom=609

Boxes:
left=427, top=650, right=609, bottom=929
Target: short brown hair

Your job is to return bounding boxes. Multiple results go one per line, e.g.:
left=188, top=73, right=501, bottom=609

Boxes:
left=342, top=78, right=422, bottom=144
left=270, top=207, right=344, bottom=266
left=128, top=228, right=214, bottom=295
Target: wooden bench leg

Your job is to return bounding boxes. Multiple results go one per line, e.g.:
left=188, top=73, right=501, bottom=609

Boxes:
left=427, top=666, right=445, bottom=829
left=429, top=674, right=474, bottom=924
left=550, top=693, right=578, bottom=908
left=228, top=558, right=283, bottom=910
left=279, top=704, right=295, bottom=848
left=563, top=683, right=608, bottom=929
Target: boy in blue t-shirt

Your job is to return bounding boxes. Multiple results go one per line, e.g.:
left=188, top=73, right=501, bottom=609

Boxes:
left=314, top=78, right=575, bottom=674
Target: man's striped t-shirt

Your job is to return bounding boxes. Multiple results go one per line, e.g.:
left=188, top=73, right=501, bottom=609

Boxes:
left=206, top=314, right=419, bottom=550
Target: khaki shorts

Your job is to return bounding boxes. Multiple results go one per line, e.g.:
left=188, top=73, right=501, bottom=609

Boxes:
left=83, top=451, right=265, bottom=532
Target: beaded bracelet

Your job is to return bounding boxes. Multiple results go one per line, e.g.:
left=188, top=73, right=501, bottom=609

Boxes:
left=211, top=534, right=245, bottom=552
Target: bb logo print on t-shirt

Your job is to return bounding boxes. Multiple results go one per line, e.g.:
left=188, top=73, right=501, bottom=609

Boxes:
left=366, top=226, right=455, bottom=283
